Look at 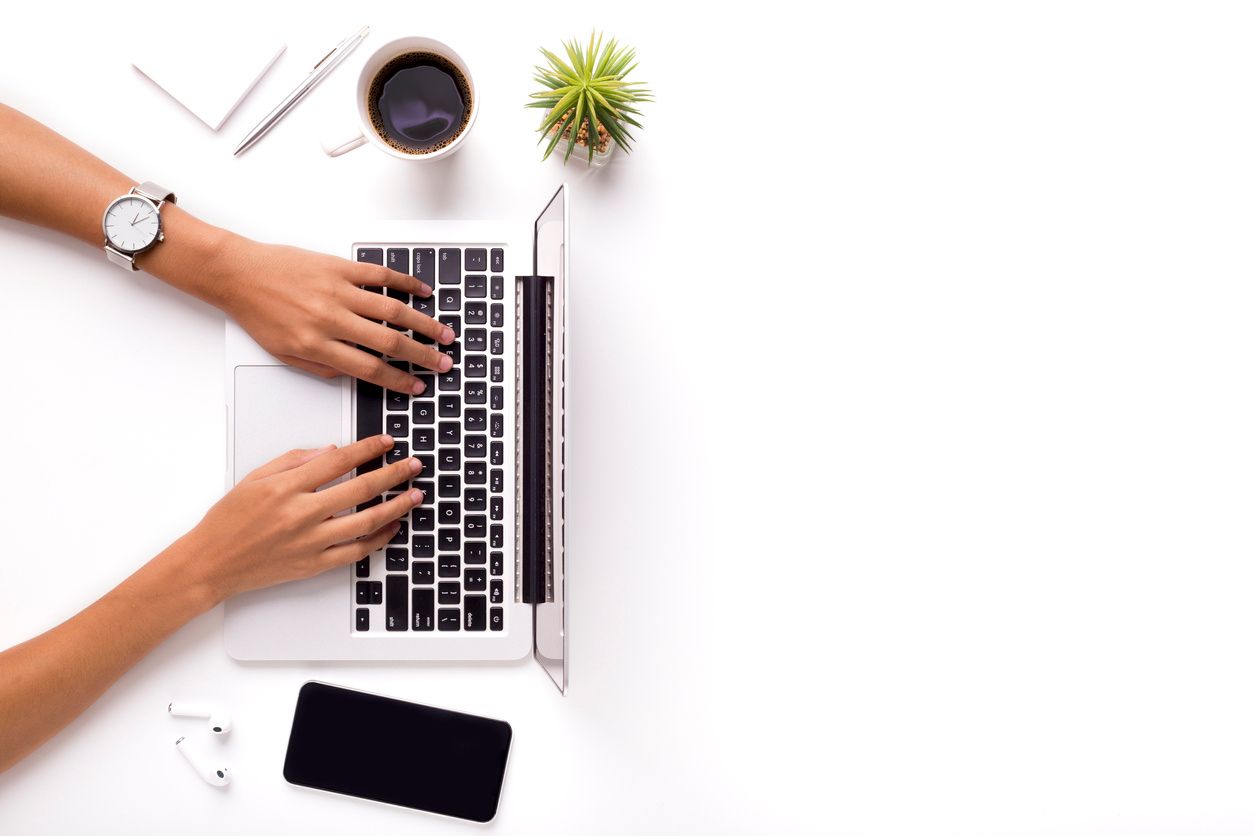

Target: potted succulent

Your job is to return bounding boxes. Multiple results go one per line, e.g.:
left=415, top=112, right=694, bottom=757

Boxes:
left=527, top=32, right=653, bottom=167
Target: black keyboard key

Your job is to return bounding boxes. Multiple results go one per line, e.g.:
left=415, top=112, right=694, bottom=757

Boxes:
left=386, top=413, right=409, bottom=439
left=418, top=454, right=435, bottom=475
left=490, top=303, right=504, bottom=327
left=386, top=389, right=408, bottom=411
left=466, top=274, right=487, bottom=298
left=356, top=381, right=383, bottom=442
left=466, top=489, right=487, bottom=512
left=386, top=287, right=410, bottom=308
left=465, top=329, right=487, bottom=351
left=439, top=528, right=461, bottom=552
left=387, top=247, right=410, bottom=276
left=465, top=595, right=486, bottom=631
left=465, top=248, right=487, bottom=271
left=438, top=502, right=460, bottom=525
left=466, top=542, right=486, bottom=564
left=413, top=400, right=435, bottom=424
left=490, top=606, right=503, bottom=631
left=413, top=589, right=435, bottom=630
left=357, top=248, right=384, bottom=265
left=390, top=521, right=408, bottom=545
left=439, top=248, right=461, bottom=285
left=413, top=248, right=435, bottom=285
left=385, top=441, right=410, bottom=465
left=490, top=331, right=504, bottom=355
left=465, top=409, right=487, bottom=432
left=355, top=557, right=370, bottom=578
left=439, top=421, right=461, bottom=445
left=417, top=479, right=434, bottom=500
left=414, top=294, right=436, bottom=319
left=491, top=248, right=504, bottom=272
left=466, top=301, right=487, bottom=324
left=466, top=381, right=487, bottom=405
left=490, top=524, right=503, bottom=548
left=438, top=341, right=461, bottom=366
left=490, top=579, right=503, bottom=604
left=439, top=447, right=461, bottom=471
left=465, top=515, right=487, bottom=538
left=386, top=548, right=408, bottom=572
left=412, top=535, right=434, bottom=558
left=356, top=580, right=383, bottom=605
left=438, top=554, right=460, bottom=578
left=490, top=552, right=504, bottom=576
left=465, top=356, right=487, bottom=379
left=491, top=275, right=503, bottom=299
left=412, top=561, right=435, bottom=584
left=386, top=575, right=408, bottom=631
left=358, top=495, right=382, bottom=511
left=415, top=373, right=435, bottom=395
left=438, top=608, right=460, bottom=631
left=439, top=394, right=461, bottom=418
left=412, top=427, right=435, bottom=451
left=439, top=288, right=461, bottom=311
left=490, top=495, right=503, bottom=521
left=439, top=315, right=462, bottom=338
left=490, top=441, right=503, bottom=466
left=464, top=568, right=487, bottom=592
left=465, top=462, right=487, bottom=484
left=490, top=468, right=503, bottom=494
left=439, top=582, right=461, bottom=605
left=356, top=607, right=370, bottom=631
left=439, top=368, right=460, bottom=391
left=465, top=435, right=488, bottom=458
left=415, top=507, right=435, bottom=531
left=358, top=456, right=383, bottom=475
left=490, top=358, right=504, bottom=382
left=490, top=413, right=503, bottom=438
left=490, top=386, right=503, bottom=410
left=438, top=473, right=461, bottom=497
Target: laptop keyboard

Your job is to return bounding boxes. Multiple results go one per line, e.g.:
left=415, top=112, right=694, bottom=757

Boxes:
left=352, top=245, right=509, bottom=635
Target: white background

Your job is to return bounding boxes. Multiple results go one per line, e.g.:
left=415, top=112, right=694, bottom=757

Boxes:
left=1, top=1, right=1252, bottom=834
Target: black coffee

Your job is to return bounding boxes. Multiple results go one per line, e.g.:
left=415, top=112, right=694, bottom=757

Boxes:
left=367, top=52, right=472, bottom=154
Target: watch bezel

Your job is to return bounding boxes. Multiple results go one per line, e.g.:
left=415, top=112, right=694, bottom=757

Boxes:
left=102, top=193, right=164, bottom=255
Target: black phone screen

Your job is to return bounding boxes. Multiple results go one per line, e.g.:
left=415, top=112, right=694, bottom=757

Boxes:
left=283, top=681, right=512, bottom=822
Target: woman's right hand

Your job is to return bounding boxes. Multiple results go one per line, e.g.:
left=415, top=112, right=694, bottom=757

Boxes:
left=169, top=434, right=421, bottom=603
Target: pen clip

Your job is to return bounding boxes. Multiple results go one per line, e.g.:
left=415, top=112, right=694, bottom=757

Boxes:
left=312, top=46, right=337, bottom=70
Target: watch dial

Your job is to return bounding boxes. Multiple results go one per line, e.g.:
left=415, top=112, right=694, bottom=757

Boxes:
left=104, top=196, right=160, bottom=252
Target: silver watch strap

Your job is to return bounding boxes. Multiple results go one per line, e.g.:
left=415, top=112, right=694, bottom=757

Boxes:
left=132, top=181, right=177, bottom=206
left=105, top=245, right=137, bottom=271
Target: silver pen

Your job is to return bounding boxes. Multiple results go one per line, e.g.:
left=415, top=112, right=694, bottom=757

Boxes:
left=234, top=25, right=370, bottom=157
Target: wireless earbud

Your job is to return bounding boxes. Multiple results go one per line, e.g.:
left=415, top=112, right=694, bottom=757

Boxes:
left=175, top=736, right=230, bottom=787
left=168, top=700, right=232, bottom=735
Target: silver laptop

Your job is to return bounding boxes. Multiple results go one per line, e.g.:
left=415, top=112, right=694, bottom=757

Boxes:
left=223, top=185, right=568, bottom=693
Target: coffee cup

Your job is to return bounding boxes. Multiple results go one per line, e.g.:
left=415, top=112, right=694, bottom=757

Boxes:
left=322, top=36, right=477, bottom=160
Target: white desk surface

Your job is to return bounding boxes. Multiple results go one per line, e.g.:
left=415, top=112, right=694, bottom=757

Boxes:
left=2, top=2, right=1254, bottom=834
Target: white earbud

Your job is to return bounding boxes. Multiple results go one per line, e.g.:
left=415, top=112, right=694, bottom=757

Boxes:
left=175, top=736, right=230, bottom=787
left=168, top=700, right=232, bottom=735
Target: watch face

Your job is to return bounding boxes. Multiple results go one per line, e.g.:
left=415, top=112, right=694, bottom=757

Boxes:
left=104, top=195, right=160, bottom=253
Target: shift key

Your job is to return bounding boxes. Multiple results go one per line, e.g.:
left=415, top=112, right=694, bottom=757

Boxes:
left=385, top=575, right=408, bottom=631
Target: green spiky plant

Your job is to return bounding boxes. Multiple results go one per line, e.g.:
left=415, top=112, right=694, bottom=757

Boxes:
left=528, top=32, right=653, bottom=163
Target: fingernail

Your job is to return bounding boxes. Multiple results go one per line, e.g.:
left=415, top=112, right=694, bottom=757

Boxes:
left=409, top=488, right=424, bottom=504
left=439, top=354, right=453, bottom=372
left=412, top=378, right=426, bottom=395
left=441, top=327, right=455, bottom=344
left=408, top=457, right=422, bottom=473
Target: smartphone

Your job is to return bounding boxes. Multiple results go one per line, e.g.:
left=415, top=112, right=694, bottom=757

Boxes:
left=283, top=681, right=513, bottom=823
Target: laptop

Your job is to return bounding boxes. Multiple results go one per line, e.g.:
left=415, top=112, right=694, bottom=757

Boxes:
left=223, top=185, right=568, bottom=694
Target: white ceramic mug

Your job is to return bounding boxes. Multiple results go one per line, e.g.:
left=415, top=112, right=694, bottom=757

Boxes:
left=321, top=36, right=477, bottom=160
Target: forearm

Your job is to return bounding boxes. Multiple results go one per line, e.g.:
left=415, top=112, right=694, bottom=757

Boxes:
left=0, top=541, right=218, bottom=773
left=0, top=103, right=241, bottom=308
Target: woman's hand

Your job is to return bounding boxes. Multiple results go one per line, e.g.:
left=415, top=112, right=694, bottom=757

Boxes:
left=210, top=235, right=456, bottom=394
left=170, top=434, right=422, bottom=603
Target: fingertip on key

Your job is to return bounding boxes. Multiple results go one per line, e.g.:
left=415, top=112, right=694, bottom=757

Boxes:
left=378, top=433, right=393, bottom=448
left=440, top=327, right=455, bottom=345
left=412, top=378, right=426, bottom=395
left=438, top=354, right=453, bottom=372
left=408, top=457, right=423, bottom=474
left=409, top=488, right=424, bottom=504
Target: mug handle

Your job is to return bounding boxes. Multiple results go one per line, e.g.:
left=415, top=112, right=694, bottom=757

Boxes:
left=321, top=128, right=368, bottom=157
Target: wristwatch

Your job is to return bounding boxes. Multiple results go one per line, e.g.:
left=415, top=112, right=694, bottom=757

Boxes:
left=102, top=182, right=177, bottom=271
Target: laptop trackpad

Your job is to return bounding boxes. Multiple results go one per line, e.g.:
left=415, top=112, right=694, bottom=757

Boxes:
left=233, top=365, right=345, bottom=484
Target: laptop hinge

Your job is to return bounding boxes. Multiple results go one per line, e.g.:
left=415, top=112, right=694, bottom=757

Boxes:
left=516, top=275, right=554, bottom=605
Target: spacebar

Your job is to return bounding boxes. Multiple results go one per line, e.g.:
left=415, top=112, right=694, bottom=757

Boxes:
left=357, top=382, right=383, bottom=441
